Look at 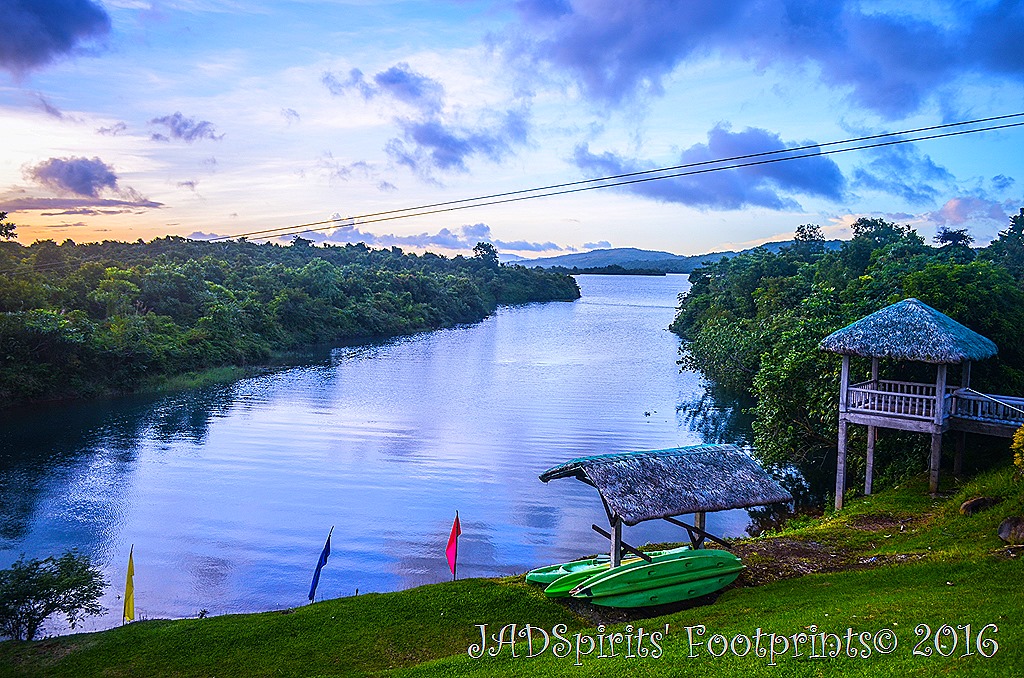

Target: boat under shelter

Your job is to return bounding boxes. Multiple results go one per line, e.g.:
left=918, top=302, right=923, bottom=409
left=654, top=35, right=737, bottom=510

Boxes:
left=540, top=444, right=793, bottom=567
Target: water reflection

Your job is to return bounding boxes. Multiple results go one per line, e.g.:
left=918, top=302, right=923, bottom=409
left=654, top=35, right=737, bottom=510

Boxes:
left=1, top=274, right=794, bottom=633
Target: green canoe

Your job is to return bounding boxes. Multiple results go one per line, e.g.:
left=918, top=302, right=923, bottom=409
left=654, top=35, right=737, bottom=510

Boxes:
left=571, top=549, right=743, bottom=607
left=543, top=546, right=689, bottom=598
left=525, top=555, right=610, bottom=585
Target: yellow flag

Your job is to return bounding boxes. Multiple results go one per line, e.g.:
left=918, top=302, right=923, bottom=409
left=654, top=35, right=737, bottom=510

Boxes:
left=123, top=546, right=135, bottom=623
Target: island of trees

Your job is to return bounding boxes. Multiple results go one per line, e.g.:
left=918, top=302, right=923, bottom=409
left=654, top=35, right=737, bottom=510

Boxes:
left=0, top=226, right=580, bottom=405
left=672, top=211, right=1024, bottom=498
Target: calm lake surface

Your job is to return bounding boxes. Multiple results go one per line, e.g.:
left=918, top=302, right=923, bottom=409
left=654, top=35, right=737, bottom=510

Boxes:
left=0, top=274, right=756, bottom=632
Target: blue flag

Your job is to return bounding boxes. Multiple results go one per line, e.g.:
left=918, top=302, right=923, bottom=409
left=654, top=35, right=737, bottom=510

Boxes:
left=308, top=527, right=333, bottom=602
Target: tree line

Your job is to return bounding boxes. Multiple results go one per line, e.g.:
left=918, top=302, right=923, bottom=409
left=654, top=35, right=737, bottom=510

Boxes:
left=0, top=233, right=580, bottom=405
left=672, top=210, right=1024, bottom=495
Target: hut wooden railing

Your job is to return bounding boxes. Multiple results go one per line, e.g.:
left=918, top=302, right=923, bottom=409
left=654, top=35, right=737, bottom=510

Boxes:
left=846, top=379, right=955, bottom=421
left=951, top=389, right=1024, bottom=425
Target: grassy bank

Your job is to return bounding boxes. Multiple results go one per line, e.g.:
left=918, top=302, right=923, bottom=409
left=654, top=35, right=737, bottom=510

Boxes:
left=2, top=467, right=1021, bottom=677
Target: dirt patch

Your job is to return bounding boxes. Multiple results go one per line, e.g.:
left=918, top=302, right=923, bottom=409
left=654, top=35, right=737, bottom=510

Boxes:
left=730, top=538, right=856, bottom=586
left=846, top=514, right=917, bottom=532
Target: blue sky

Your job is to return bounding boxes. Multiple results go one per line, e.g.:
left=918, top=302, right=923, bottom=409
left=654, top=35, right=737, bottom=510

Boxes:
left=1, top=0, right=1023, bottom=256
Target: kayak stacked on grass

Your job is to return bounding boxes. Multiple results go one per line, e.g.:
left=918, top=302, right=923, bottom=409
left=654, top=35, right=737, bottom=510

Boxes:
left=526, top=547, right=742, bottom=608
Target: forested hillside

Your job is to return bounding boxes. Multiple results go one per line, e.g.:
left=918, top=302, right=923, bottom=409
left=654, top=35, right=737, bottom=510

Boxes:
left=672, top=211, right=1024, bottom=496
left=0, top=236, right=580, bottom=405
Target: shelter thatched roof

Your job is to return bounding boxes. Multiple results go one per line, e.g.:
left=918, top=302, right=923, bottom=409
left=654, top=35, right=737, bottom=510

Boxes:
left=819, top=298, right=997, bottom=364
left=539, top=444, right=793, bottom=526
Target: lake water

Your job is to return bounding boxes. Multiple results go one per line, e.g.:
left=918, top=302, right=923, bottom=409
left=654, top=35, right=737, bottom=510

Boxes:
left=0, top=274, right=757, bottom=633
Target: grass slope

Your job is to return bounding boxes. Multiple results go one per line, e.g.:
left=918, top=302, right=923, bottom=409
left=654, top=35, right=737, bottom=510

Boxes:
left=1, top=467, right=1021, bottom=677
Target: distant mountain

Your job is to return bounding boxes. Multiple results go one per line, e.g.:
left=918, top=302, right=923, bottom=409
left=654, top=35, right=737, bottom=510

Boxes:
left=517, top=240, right=842, bottom=273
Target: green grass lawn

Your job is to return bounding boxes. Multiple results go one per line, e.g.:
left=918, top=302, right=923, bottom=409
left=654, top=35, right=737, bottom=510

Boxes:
left=2, top=467, right=1021, bottom=677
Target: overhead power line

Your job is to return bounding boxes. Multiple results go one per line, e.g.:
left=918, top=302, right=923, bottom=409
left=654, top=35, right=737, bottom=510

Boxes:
left=207, top=111, right=1024, bottom=242
left=3, top=112, right=1023, bottom=276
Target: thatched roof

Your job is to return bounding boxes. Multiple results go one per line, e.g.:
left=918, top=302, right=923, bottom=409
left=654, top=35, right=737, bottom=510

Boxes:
left=539, top=444, right=793, bottom=527
left=819, top=298, right=997, bottom=364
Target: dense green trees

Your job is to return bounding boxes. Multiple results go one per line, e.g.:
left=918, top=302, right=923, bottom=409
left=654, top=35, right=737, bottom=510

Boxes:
left=672, top=211, right=1024, bottom=493
left=0, top=238, right=579, bottom=404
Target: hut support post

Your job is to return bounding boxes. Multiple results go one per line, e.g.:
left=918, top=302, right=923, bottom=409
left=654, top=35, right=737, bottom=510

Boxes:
left=935, top=364, right=948, bottom=424
left=839, top=356, right=850, bottom=413
left=835, top=419, right=848, bottom=511
left=954, top=432, right=965, bottom=477
left=871, top=357, right=879, bottom=388
left=962, top=361, right=971, bottom=390
left=865, top=426, right=876, bottom=495
left=610, top=516, right=622, bottom=568
left=929, top=433, right=942, bottom=494
left=694, top=512, right=706, bottom=549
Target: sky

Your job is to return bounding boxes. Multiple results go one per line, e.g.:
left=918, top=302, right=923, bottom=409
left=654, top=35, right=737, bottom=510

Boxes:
left=1, top=0, right=1023, bottom=257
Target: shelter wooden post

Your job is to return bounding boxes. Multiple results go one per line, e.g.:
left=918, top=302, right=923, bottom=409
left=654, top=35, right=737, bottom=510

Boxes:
left=693, top=512, right=706, bottom=549
left=610, top=516, right=622, bottom=568
left=962, top=360, right=971, bottom=390
left=954, top=432, right=965, bottom=477
left=835, top=419, right=848, bottom=510
left=839, top=356, right=850, bottom=413
left=865, top=426, right=876, bottom=495
left=929, top=433, right=942, bottom=494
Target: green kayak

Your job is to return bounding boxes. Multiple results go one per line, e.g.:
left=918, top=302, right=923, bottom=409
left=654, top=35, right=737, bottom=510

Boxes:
left=525, top=555, right=610, bottom=585
left=543, top=546, right=689, bottom=598
left=571, top=549, right=743, bottom=607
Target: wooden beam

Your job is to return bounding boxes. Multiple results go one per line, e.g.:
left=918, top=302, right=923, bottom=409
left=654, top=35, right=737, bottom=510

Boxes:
left=836, top=419, right=848, bottom=510
left=954, top=431, right=965, bottom=477
left=934, top=363, right=948, bottom=426
left=590, top=524, right=652, bottom=563
left=844, top=411, right=944, bottom=433
left=865, top=425, right=876, bottom=495
left=839, top=356, right=850, bottom=413
left=610, top=516, right=622, bottom=567
left=929, top=432, right=942, bottom=494
left=663, top=516, right=730, bottom=549
left=871, top=357, right=879, bottom=387
left=962, top=361, right=971, bottom=390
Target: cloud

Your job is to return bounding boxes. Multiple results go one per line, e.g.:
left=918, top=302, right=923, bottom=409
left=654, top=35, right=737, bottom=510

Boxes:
left=324, top=62, right=530, bottom=177
left=503, top=1, right=1024, bottom=117
left=0, top=0, right=110, bottom=75
left=572, top=124, right=845, bottom=210
left=315, top=220, right=563, bottom=252
left=852, top=143, right=955, bottom=204
left=16, top=156, right=161, bottom=214
left=27, top=156, right=118, bottom=197
left=583, top=240, right=612, bottom=249
left=387, top=108, right=529, bottom=176
left=34, top=93, right=66, bottom=119
left=96, top=121, right=128, bottom=136
left=281, top=108, right=300, bottom=124
left=0, top=196, right=163, bottom=214
left=920, top=196, right=1015, bottom=230
left=150, top=112, right=224, bottom=143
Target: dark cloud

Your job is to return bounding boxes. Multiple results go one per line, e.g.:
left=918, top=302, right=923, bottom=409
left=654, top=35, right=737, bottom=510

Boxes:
left=35, top=93, right=65, bottom=119
left=0, top=196, right=163, bottom=213
left=27, top=156, right=117, bottom=197
left=505, top=1, right=1024, bottom=117
left=325, top=62, right=530, bottom=177
left=0, top=0, right=110, bottom=75
left=314, top=220, right=563, bottom=252
left=323, top=64, right=444, bottom=115
left=150, top=112, right=224, bottom=143
left=96, top=121, right=127, bottom=136
left=852, top=143, right=954, bottom=204
left=387, top=109, right=529, bottom=175
left=992, top=174, right=1015, bottom=192
left=572, top=124, right=844, bottom=210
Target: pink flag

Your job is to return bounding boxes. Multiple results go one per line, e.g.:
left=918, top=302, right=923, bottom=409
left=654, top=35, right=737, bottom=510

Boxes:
left=446, top=512, right=461, bottom=579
